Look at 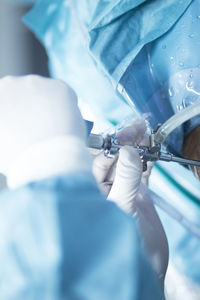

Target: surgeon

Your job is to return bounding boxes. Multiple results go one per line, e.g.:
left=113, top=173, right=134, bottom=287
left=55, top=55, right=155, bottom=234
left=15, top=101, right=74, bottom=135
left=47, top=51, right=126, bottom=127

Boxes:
left=0, top=75, right=168, bottom=299
left=20, top=1, right=200, bottom=299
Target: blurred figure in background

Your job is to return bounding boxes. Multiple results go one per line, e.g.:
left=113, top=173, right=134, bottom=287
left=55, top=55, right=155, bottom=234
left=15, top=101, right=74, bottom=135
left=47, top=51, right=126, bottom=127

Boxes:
left=0, top=0, right=49, bottom=78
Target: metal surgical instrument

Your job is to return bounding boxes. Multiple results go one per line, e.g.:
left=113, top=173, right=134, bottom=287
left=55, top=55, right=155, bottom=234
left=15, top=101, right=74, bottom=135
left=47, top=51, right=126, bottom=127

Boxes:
left=88, top=128, right=200, bottom=172
left=88, top=99, right=200, bottom=170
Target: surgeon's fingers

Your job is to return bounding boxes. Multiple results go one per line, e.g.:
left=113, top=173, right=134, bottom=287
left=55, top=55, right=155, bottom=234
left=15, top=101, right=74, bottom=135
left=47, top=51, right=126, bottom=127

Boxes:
left=93, top=119, right=146, bottom=194
left=108, top=146, right=143, bottom=214
left=117, top=119, right=147, bottom=146
left=92, top=151, right=118, bottom=183
left=118, top=122, right=154, bottom=186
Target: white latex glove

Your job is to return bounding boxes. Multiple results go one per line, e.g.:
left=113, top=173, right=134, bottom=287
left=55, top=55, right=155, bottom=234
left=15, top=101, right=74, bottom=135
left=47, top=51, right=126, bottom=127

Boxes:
left=0, top=75, right=90, bottom=185
left=93, top=119, right=168, bottom=285
left=93, top=119, right=146, bottom=206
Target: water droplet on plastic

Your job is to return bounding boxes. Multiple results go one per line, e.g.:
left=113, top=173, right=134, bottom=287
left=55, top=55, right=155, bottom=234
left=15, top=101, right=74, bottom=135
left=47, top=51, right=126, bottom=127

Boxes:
left=176, top=104, right=183, bottom=111
left=151, top=63, right=154, bottom=68
left=188, top=33, right=194, bottom=38
left=162, top=44, right=166, bottom=49
left=168, top=87, right=174, bottom=97
left=189, top=73, right=193, bottom=78
left=179, top=61, right=184, bottom=67
left=186, top=81, right=194, bottom=89
left=182, top=98, right=186, bottom=108
left=197, top=15, right=200, bottom=19
left=169, top=56, right=175, bottom=64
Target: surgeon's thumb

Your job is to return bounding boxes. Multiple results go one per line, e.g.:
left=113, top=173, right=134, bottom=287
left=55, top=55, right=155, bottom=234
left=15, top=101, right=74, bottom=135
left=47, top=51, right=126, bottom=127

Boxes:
left=107, top=146, right=142, bottom=214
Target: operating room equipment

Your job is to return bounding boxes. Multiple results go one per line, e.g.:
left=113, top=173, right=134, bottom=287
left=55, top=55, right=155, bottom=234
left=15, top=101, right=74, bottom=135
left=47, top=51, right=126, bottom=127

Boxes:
left=88, top=99, right=200, bottom=172
left=154, top=100, right=200, bottom=144
left=88, top=132, right=200, bottom=170
left=88, top=124, right=200, bottom=239
left=88, top=129, right=200, bottom=239
left=88, top=99, right=200, bottom=240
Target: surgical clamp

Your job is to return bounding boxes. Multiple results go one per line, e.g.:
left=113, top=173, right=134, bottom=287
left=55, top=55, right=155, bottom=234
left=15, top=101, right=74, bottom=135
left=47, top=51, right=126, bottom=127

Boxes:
left=88, top=129, right=200, bottom=171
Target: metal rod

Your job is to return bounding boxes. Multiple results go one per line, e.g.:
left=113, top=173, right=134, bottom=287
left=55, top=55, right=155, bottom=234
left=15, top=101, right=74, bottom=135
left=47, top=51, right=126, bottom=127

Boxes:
left=170, top=156, right=200, bottom=167
left=88, top=134, right=200, bottom=168
left=159, top=153, right=200, bottom=167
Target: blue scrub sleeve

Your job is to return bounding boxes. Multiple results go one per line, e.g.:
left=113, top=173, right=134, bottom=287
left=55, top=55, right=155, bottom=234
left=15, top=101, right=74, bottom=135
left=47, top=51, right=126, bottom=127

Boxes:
left=0, top=173, right=163, bottom=299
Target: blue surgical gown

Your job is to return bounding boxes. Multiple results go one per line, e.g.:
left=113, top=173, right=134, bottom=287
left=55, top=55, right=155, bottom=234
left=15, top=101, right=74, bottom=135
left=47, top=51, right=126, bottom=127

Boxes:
left=0, top=172, right=163, bottom=299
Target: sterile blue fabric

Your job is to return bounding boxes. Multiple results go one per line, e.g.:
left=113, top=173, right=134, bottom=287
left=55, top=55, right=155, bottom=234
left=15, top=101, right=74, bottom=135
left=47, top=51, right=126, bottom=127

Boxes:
left=119, top=0, right=200, bottom=154
left=23, top=0, right=200, bottom=154
left=23, top=0, right=192, bottom=84
left=0, top=172, right=163, bottom=299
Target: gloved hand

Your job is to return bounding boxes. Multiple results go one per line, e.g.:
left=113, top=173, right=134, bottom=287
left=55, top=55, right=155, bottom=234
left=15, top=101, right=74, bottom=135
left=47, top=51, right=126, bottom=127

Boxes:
left=93, top=119, right=146, bottom=211
left=0, top=75, right=91, bottom=186
left=93, top=119, right=168, bottom=285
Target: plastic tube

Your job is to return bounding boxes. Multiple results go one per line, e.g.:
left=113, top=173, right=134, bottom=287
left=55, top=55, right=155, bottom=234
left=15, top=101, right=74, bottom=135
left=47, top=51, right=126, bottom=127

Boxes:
left=154, top=100, right=200, bottom=144
left=142, top=184, right=200, bottom=238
